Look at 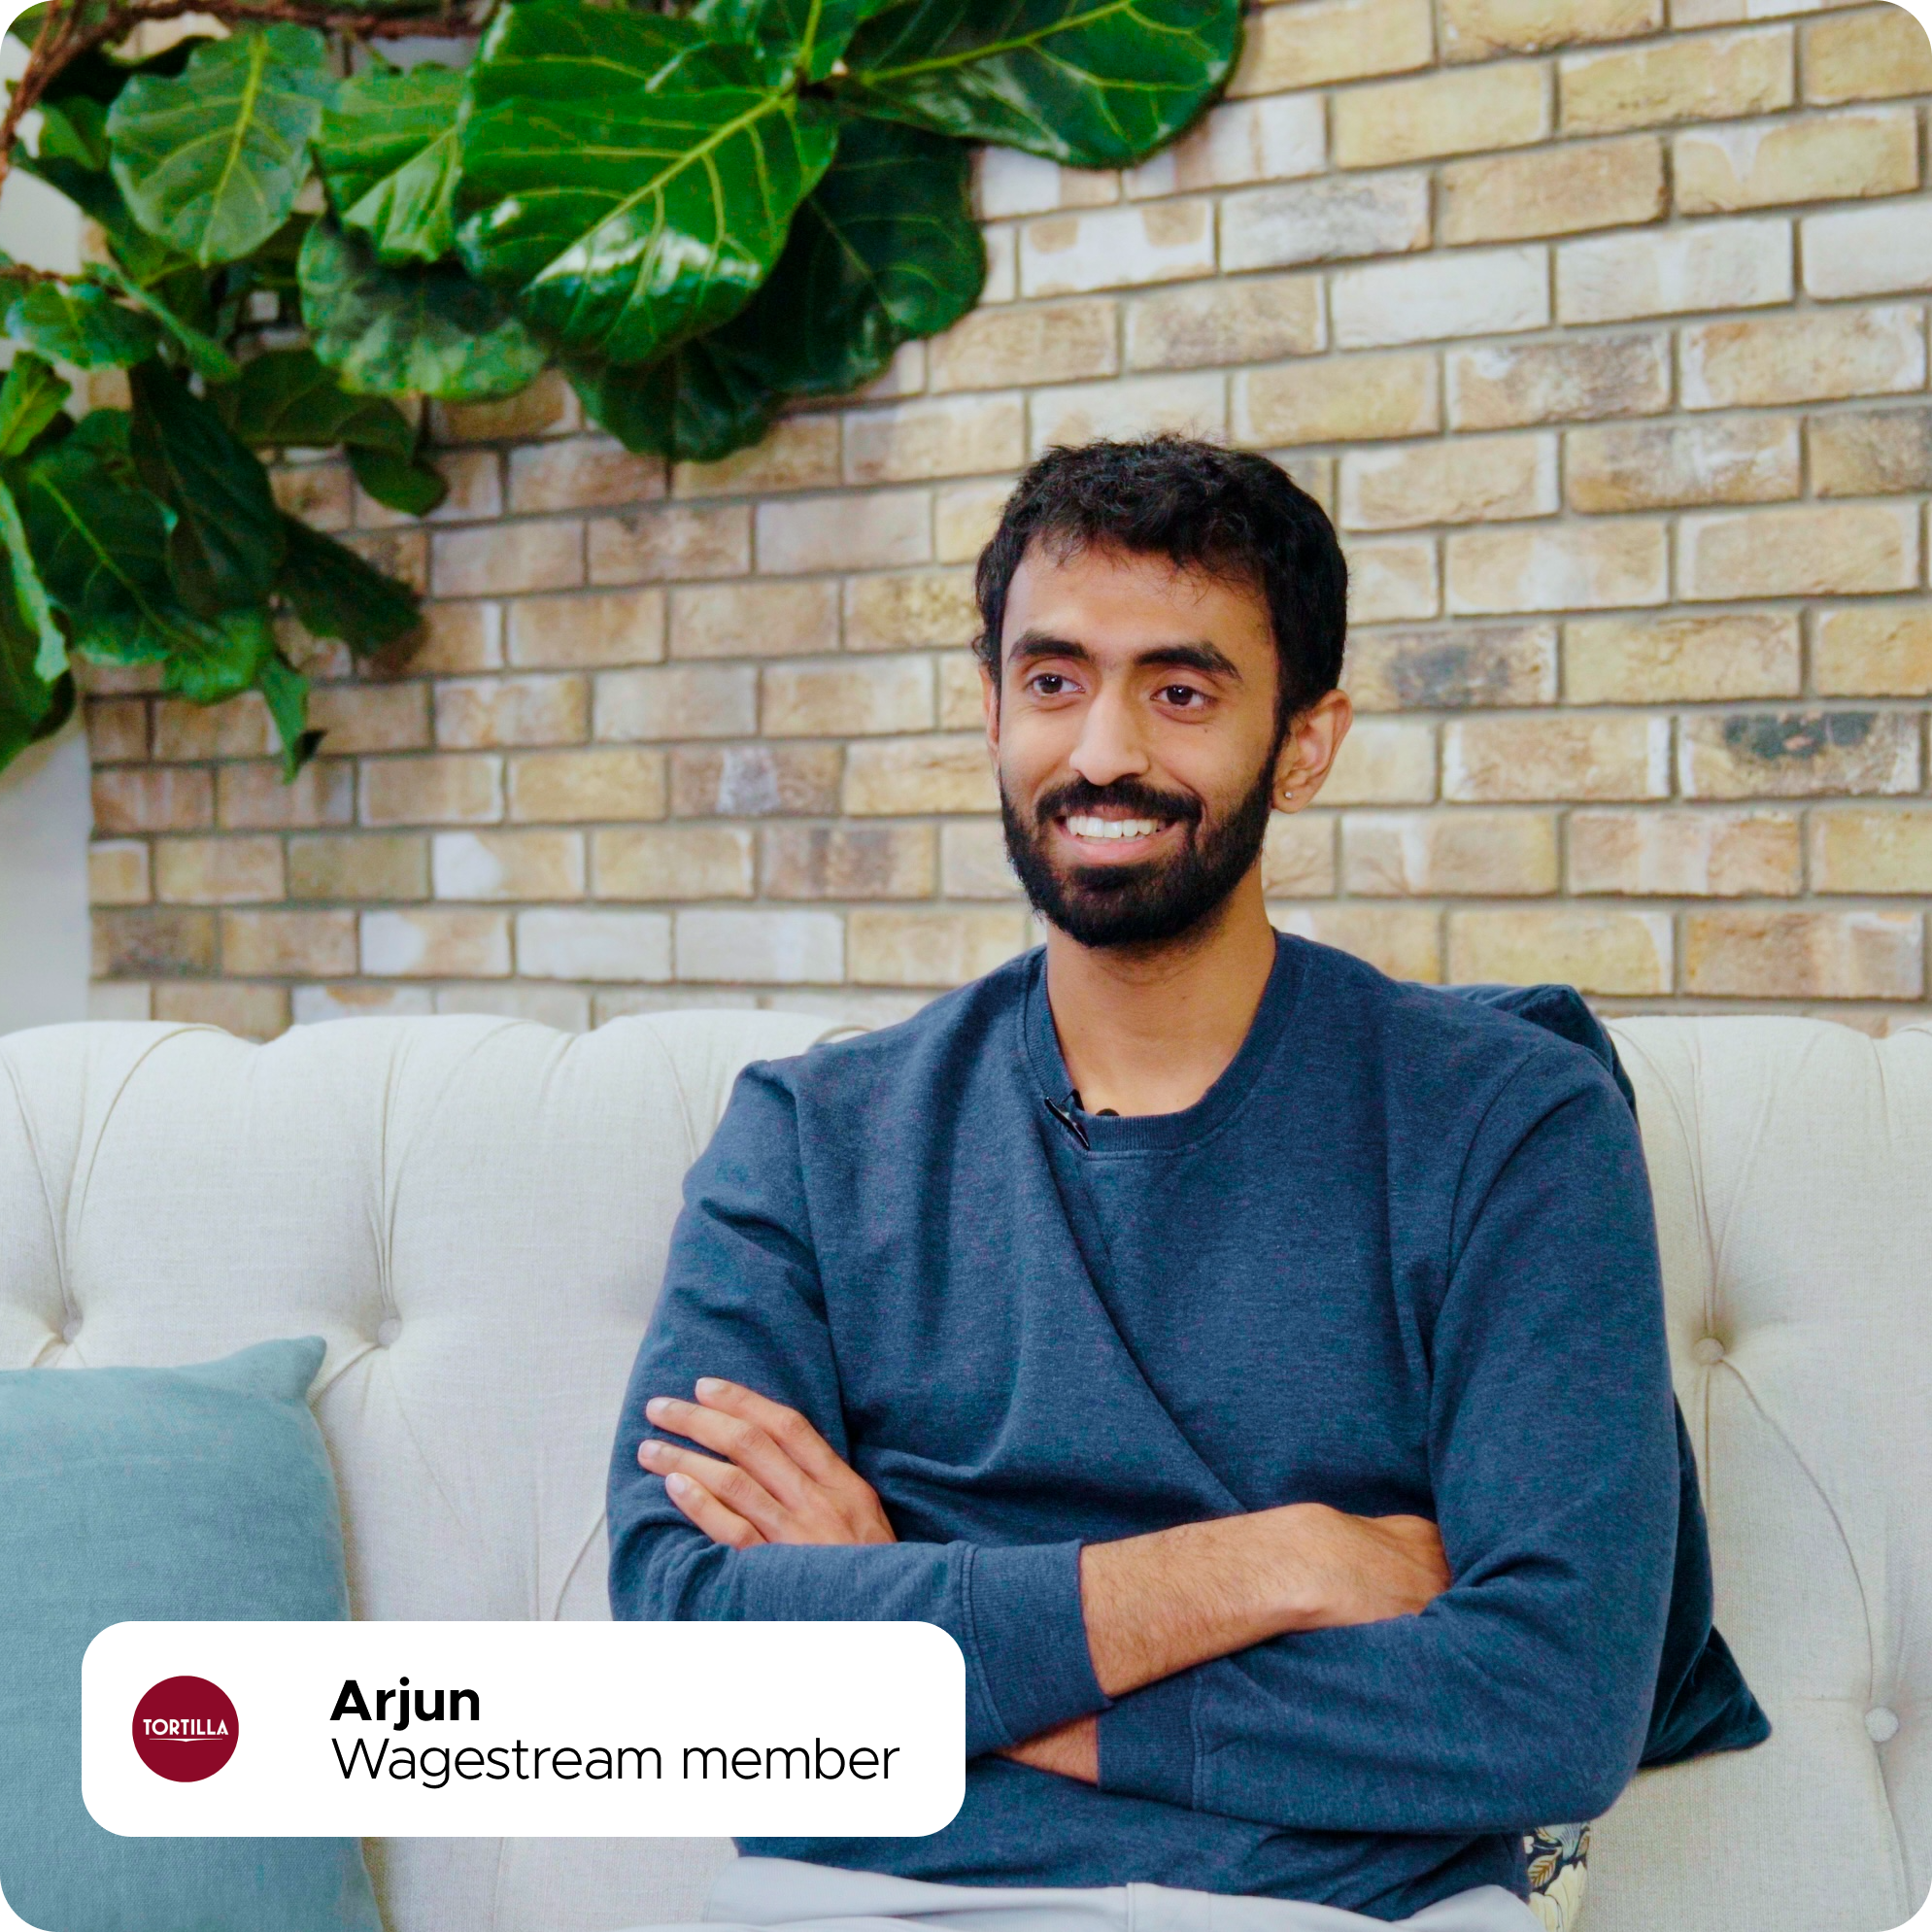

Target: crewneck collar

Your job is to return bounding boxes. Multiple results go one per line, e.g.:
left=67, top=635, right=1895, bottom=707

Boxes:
left=1019, top=931, right=1306, bottom=1155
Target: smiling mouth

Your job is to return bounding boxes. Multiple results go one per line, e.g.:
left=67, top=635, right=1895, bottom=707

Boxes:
left=1060, top=814, right=1170, bottom=844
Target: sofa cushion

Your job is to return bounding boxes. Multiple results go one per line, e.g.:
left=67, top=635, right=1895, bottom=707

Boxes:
left=0, top=1336, right=383, bottom=1932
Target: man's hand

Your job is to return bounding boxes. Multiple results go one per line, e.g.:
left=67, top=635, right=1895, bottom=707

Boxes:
left=639, top=1378, right=896, bottom=1549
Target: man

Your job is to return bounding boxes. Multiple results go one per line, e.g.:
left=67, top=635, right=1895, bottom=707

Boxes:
left=608, top=438, right=1680, bottom=1931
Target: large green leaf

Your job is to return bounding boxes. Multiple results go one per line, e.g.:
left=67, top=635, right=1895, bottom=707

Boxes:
left=256, top=645, right=322, bottom=779
left=567, top=342, right=783, bottom=465
left=213, top=345, right=414, bottom=454
left=0, top=552, right=74, bottom=776
left=88, top=259, right=242, bottom=383
left=0, top=470, right=68, bottom=681
left=275, top=512, right=421, bottom=654
left=128, top=361, right=285, bottom=616
left=299, top=217, right=546, bottom=400
left=692, top=0, right=899, bottom=82
left=3, top=277, right=160, bottom=367
left=37, top=96, right=110, bottom=171
left=106, top=25, right=336, bottom=265
left=319, top=63, right=465, bottom=264
left=347, top=444, right=448, bottom=516
left=840, top=0, right=1241, bottom=167
left=457, top=0, right=838, bottom=364
left=160, top=602, right=276, bottom=704
left=0, top=353, right=70, bottom=460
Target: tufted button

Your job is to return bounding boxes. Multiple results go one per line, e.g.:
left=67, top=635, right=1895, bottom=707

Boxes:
left=1691, top=1337, right=1725, bottom=1366
left=60, top=1317, right=81, bottom=1344
left=376, top=1318, right=401, bottom=1348
left=1867, top=1709, right=1900, bottom=1744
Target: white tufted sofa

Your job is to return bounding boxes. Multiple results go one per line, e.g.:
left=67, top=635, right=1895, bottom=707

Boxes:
left=0, top=1010, right=1927, bottom=1932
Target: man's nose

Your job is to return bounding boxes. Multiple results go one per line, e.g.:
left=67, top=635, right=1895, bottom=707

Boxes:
left=1068, top=688, right=1151, bottom=790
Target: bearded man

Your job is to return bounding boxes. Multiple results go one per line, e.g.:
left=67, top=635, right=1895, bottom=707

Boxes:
left=605, top=438, right=1712, bottom=1932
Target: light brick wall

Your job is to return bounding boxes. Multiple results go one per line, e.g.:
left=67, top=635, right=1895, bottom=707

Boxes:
left=84, top=0, right=1932, bottom=1036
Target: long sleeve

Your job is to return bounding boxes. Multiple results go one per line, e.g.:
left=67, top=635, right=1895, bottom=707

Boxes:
left=606, top=1061, right=1107, bottom=1759
left=1095, top=1063, right=1679, bottom=1836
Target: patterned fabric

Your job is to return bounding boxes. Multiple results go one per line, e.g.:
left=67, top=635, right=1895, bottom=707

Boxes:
left=1524, top=1824, right=1589, bottom=1932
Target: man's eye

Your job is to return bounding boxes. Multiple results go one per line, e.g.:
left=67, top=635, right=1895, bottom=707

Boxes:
left=1029, top=673, right=1070, bottom=696
left=1160, top=685, right=1205, bottom=707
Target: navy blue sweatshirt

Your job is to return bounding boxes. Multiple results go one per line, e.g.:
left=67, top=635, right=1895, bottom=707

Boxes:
left=608, top=936, right=1678, bottom=1920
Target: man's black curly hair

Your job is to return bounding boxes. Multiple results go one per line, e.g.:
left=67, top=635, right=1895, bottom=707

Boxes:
left=973, top=436, right=1348, bottom=729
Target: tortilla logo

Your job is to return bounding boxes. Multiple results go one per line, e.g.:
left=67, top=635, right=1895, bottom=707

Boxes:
left=132, top=1677, right=239, bottom=1781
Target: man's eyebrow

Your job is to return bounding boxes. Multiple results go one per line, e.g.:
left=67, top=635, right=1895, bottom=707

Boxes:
left=1006, top=632, right=1244, bottom=681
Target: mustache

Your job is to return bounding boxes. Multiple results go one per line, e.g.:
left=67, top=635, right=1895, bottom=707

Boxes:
left=1032, top=776, right=1203, bottom=829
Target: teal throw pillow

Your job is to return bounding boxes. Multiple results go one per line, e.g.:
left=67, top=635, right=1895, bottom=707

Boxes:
left=0, top=1337, right=384, bottom=1932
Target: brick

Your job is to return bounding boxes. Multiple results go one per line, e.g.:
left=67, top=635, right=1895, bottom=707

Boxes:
left=1559, top=216, right=1792, bottom=322
left=432, top=522, right=581, bottom=597
left=1345, top=624, right=1558, bottom=709
left=1811, top=808, right=1932, bottom=892
left=845, top=396, right=1026, bottom=486
left=845, top=570, right=979, bottom=653
left=1124, top=95, right=1326, bottom=196
left=666, top=580, right=840, bottom=662
left=1675, top=107, right=1916, bottom=213
left=981, top=226, right=1017, bottom=303
left=361, top=908, right=511, bottom=978
left=672, top=415, right=841, bottom=497
left=1445, top=714, right=1672, bottom=798
left=507, top=436, right=665, bottom=514
left=586, top=504, right=751, bottom=585
left=1565, top=612, right=1801, bottom=700
left=935, top=480, right=1015, bottom=563
left=507, top=747, right=667, bottom=823
left=434, top=674, right=589, bottom=750
left=1258, top=811, right=1337, bottom=896
left=1030, top=373, right=1227, bottom=455
left=515, top=907, right=670, bottom=980
left=1567, top=417, right=1799, bottom=511
left=1802, top=202, right=1932, bottom=299
left=1561, top=26, right=1794, bottom=131
left=152, top=982, right=289, bottom=1038
left=1018, top=202, right=1214, bottom=298
left=755, top=825, right=935, bottom=901
left=1681, top=502, right=1918, bottom=599
left=676, top=908, right=843, bottom=983
left=87, top=983, right=154, bottom=1021
left=939, top=821, right=1019, bottom=898
left=1340, top=433, right=1557, bottom=530
left=1442, top=0, right=1661, bottom=59
left=671, top=744, right=841, bottom=817
left=1811, top=405, right=1932, bottom=496
left=1319, top=719, right=1438, bottom=804
left=1441, top=137, right=1664, bottom=243
left=928, top=302, right=1119, bottom=393
left=359, top=754, right=502, bottom=827
left=1447, top=907, right=1673, bottom=992
left=847, top=908, right=1028, bottom=987
left=1682, top=908, right=1923, bottom=998
left=432, top=829, right=585, bottom=900
left=1680, top=305, right=1926, bottom=408
left=1332, top=247, right=1549, bottom=349
left=431, top=370, right=575, bottom=445
left=85, top=696, right=148, bottom=764
left=89, top=839, right=151, bottom=906
left=308, top=683, right=430, bottom=755
left=1127, top=276, right=1323, bottom=371
left=1230, top=0, right=1434, bottom=91
left=1676, top=0, right=1861, bottom=22
left=844, top=734, right=998, bottom=816
left=594, top=663, right=757, bottom=742
left=153, top=835, right=284, bottom=904
left=76, top=660, right=161, bottom=696
left=1570, top=807, right=1801, bottom=894
left=1802, top=5, right=1932, bottom=102
left=434, top=983, right=589, bottom=1030
left=1680, top=710, right=1920, bottom=797
left=508, top=588, right=665, bottom=670
left=278, top=621, right=352, bottom=686
left=1271, top=905, right=1444, bottom=981
left=593, top=825, right=755, bottom=899
left=763, top=658, right=934, bottom=738
left=1447, top=332, right=1670, bottom=428
left=348, top=525, right=432, bottom=597
left=219, top=760, right=355, bottom=830
left=153, top=694, right=271, bottom=762
left=1814, top=607, right=1932, bottom=695
left=93, top=906, right=218, bottom=977
left=288, top=833, right=428, bottom=901
left=757, top=491, right=931, bottom=574
left=1235, top=352, right=1440, bottom=448
left=404, top=600, right=503, bottom=675
left=1335, top=64, right=1552, bottom=168
left=1221, top=174, right=1430, bottom=273
left=222, top=909, right=357, bottom=977
left=291, top=983, right=435, bottom=1024
left=1346, top=539, right=1442, bottom=622
left=976, top=149, right=1118, bottom=217
left=1345, top=809, right=1559, bottom=895
left=93, top=767, right=213, bottom=834
left=1446, top=521, right=1670, bottom=612
left=356, top=448, right=500, bottom=528
left=271, top=460, right=352, bottom=532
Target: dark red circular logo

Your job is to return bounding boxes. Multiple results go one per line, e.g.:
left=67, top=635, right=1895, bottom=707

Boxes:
left=132, top=1677, right=239, bottom=1781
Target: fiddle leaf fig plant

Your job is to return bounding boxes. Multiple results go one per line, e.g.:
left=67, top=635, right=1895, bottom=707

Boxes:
left=0, top=0, right=1240, bottom=781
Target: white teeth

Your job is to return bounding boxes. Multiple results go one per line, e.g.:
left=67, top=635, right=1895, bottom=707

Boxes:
left=1065, top=815, right=1162, bottom=841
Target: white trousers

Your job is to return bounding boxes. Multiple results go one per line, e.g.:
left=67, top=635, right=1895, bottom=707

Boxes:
left=621, top=1854, right=1544, bottom=1932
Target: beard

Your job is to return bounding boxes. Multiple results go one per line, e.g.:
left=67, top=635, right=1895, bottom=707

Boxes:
left=1000, top=752, right=1278, bottom=950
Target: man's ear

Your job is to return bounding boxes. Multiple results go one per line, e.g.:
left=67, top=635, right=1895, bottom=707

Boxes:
left=1271, top=688, right=1353, bottom=810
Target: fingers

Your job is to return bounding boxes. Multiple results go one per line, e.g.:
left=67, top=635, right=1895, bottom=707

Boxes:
left=693, top=1378, right=855, bottom=1486
left=639, top=1438, right=786, bottom=1543
left=644, top=1394, right=815, bottom=1512
left=661, top=1465, right=763, bottom=1550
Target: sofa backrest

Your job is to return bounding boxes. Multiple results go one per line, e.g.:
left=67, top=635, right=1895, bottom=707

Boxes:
left=0, top=1011, right=1926, bottom=1932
